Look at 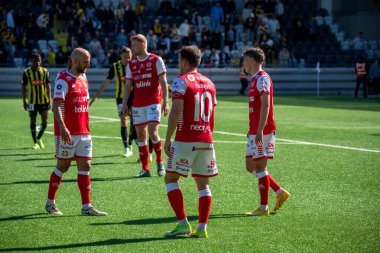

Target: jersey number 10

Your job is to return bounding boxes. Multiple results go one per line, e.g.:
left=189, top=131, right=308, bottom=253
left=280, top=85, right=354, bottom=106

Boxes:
left=194, top=91, right=213, bottom=123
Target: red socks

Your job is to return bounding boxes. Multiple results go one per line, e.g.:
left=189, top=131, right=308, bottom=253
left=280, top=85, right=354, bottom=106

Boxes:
left=151, top=140, right=162, bottom=163
left=77, top=172, right=91, bottom=205
left=269, top=174, right=280, bottom=192
left=138, top=143, right=149, bottom=171
left=47, top=169, right=62, bottom=200
left=257, top=172, right=270, bottom=206
left=167, top=186, right=186, bottom=221
left=198, top=189, right=212, bottom=224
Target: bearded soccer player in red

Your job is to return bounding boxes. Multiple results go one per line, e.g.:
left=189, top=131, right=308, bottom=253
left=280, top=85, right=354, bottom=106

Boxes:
left=164, top=45, right=218, bottom=238
left=122, top=34, right=169, bottom=177
left=45, top=48, right=107, bottom=216
left=243, top=47, right=290, bottom=216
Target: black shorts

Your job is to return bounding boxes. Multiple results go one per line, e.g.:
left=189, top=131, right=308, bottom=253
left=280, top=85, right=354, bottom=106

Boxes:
left=28, top=103, right=49, bottom=117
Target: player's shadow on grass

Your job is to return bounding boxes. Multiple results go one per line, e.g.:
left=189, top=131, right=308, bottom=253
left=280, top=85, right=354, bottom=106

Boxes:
left=0, top=237, right=188, bottom=252
left=16, top=157, right=56, bottom=162
left=0, top=147, right=30, bottom=151
left=91, top=214, right=246, bottom=226
left=0, top=213, right=79, bottom=222
left=0, top=176, right=138, bottom=186
left=0, top=152, right=52, bottom=157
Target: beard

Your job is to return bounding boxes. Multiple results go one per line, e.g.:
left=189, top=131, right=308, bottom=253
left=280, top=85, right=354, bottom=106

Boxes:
left=76, top=66, right=86, bottom=73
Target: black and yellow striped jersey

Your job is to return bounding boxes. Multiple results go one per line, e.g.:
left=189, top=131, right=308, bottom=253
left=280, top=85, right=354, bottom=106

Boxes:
left=22, top=67, right=50, bottom=104
left=107, top=60, right=127, bottom=99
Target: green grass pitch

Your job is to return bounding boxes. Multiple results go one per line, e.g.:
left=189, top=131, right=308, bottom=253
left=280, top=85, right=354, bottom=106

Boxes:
left=0, top=95, right=379, bottom=252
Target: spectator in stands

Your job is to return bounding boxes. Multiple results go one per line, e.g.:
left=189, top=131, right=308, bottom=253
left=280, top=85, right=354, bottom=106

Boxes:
left=14, top=9, right=24, bottom=37
left=160, top=0, right=173, bottom=16
left=261, top=33, right=274, bottom=64
left=244, top=13, right=256, bottom=43
left=188, top=26, right=197, bottom=45
left=2, top=28, right=15, bottom=63
left=239, top=56, right=248, bottom=94
left=293, top=18, right=305, bottom=42
left=103, top=5, right=115, bottom=35
left=219, top=46, right=231, bottom=67
left=275, top=0, right=284, bottom=24
left=211, top=27, right=222, bottom=50
left=134, top=1, right=145, bottom=33
left=209, top=48, right=220, bottom=68
left=352, top=32, right=366, bottom=60
left=179, top=19, right=190, bottom=46
left=369, top=58, right=380, bottom=95
left=6, top=8, right=14, bottom=31
left=45, top=45, right=56, bottom=65
left=146, top=29, right=158, bottom=51
left=55, top=46, right=67, bottom=65
left=116, top=29, right=127, bottom=48
left=354, top=57, right=368, bottom=98
left=263, top=0, right=276, bottom=14
left=266, top=14, right=280, bottom=42
left=201, top=25, right=212, bottom=49
left=36, top=11, right=49, bottom=40
left=115, top=3, right=124, bottom=30
left=169, top=23, right=180, bottom=50
left=210, top=1, right=224, bottom=31
left=279, top=47, right=290, bottom=67
left=257, top=20, right=268, bottom=44
left=242, top=3, right=253, bottom=23
left=152, top=19, right=162, bottom=37
left=124, top=4, right=137, bottom=33
left=225, top=24, right=236, bottom=50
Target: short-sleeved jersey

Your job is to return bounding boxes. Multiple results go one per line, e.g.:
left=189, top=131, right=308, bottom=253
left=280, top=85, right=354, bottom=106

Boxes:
left=53, top=70, right=90, bottom=136
left=22, top=66, right=50, bottom=104
left=126, top=53, right=166, bottom=107
left=248, top=70, right=276, bottom=135
left=107, top=60, right=128, bottom=98
left=171, top=72, right=217, bottom=143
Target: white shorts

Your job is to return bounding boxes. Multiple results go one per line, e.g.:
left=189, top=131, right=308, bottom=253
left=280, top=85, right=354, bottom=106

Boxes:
left=166, top=141, right=218, bottom=178
left=55, top=135, right=92, bottom=160
left=246, top=132, right=275, bottom=160
left=132, top=103, right=161, bottom=126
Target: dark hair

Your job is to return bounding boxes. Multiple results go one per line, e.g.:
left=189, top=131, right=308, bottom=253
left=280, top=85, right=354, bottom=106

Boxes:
left=30, top=53, right=41, bottom=61
left=179, top=45, right=201, bottom=67
left=243, top=47, right=265, bottom=64
left=120, top=46, right=131, bottom=54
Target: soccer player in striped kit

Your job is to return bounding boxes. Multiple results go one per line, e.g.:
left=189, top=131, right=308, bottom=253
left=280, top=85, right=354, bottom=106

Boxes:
left=21, top=53, right=51, bottom=149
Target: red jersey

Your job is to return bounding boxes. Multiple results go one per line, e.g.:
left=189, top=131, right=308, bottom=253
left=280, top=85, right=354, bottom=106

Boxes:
left=171, top=72, right=217, bottom=143
left=126, top=53, right=166, bottom=107
left=53, top=70, right=90, bottom=136
left=248, top=70, right=276, bottom=135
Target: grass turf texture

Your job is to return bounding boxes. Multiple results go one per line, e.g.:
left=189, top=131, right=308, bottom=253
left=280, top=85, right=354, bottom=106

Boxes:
left=0, top=96, right=379, bottom=252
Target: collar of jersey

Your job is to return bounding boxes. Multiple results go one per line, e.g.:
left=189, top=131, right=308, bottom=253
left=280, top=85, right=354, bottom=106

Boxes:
left=137, top=53, right=151, bottom=62
left=65, top=69, right=80, bottom=78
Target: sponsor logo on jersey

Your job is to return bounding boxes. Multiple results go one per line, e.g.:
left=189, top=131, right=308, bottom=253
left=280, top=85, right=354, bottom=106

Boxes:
left=249, top=96, right=254, bottom=102
left=147, top=62, right=152, bottom=67
left=267, top=143, right=274, bottom=148
left=72, top=96, right=88, bottom=103
left=66, top=75, right=72, bottom=80
left=55, top=91, right=62, bottom=96
left=133, top=65, right=137, bottom=69
left=136, top=80, right=151, bottom=88
left=207, top=167, right=217, bottom=174
left=175, top=166, right=190, bottom=173
left=74, top=105, right=88, bottom=113
left=31, top=80, right=43, bottom=85
left=187, top=74, right=195, bottom=81
left=190, top=124, right=211, bottom=132
left=56, top=84, right=62, bottom=90
left=140, top=64, right=144, bottom=68
left=140, top=73, right=152, bottom=79
left=149, top=57, right=153, bottom=60
left=249, top=107, right=254, bottom=113
left=132, top=60, right=137, bottom=63
left=195, top=84, right=212, bottom=89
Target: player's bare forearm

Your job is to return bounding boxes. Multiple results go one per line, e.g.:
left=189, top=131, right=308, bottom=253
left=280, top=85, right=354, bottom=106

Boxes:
left=165, top=100, right=183, bottom=142
left=52, top=100, right=66, bottom=129
left=91, top=79, right=110, bottom=105
left=258, top=94, right=270, bottom=133
left=159, top=74, right=169, bottom=115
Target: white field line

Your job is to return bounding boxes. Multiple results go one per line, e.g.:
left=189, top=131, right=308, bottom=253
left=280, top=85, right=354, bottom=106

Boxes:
left=43, top=116, right=380, bottom=153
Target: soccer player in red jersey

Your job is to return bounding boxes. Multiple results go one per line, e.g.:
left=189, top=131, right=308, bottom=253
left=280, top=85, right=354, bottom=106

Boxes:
left=122, top=34, right=169, bottom=177
left=243, top=47, right=289, bottom=216
left=164, top=45, right=218, bottom=238
left=45, top=48, right=107, bottom=216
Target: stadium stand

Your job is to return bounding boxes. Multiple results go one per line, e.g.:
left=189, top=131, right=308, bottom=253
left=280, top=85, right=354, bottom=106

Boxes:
left=0, top=0, right=378, bottom=69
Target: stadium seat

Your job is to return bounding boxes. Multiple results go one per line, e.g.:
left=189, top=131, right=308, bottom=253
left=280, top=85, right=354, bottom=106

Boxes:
left=14, top=57, right=23, bottom=68
left=38, top=40, right=48, bottom=51
left=48, top=40, right=58, bottom=52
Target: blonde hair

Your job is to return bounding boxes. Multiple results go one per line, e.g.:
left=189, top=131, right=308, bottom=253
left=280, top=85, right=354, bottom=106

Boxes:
left=130, top=34, right=147, bottom=49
